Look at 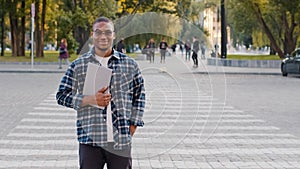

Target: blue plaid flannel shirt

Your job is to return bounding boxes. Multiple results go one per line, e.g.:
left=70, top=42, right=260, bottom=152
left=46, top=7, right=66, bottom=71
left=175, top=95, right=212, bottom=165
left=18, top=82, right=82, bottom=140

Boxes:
left=56, top=48, right=145, bottom=150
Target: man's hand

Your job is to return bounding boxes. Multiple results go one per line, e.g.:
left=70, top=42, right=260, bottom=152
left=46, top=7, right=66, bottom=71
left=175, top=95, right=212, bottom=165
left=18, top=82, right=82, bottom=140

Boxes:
left=130, top=125, right=137, bottom=136
left=96, top=86, right=111, bottom=107
left=80, top=86, right=111, bottom=107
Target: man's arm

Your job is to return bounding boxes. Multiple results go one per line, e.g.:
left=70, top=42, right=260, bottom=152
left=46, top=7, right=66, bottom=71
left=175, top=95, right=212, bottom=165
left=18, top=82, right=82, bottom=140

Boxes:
left=130, top=64, right=146, bottom=127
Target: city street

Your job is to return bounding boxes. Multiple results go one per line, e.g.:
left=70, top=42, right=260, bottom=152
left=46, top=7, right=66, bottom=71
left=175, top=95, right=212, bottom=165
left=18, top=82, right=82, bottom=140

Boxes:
left=0, top=54, right=300, bottom=168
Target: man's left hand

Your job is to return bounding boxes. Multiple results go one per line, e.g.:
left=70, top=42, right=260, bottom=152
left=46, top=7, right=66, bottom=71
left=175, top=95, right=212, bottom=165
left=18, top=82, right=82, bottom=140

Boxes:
left=130, top=125, right=137, bottom=136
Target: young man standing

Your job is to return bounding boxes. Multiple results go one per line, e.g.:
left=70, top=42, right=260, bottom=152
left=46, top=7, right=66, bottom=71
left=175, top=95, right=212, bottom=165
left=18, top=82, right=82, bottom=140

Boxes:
left=56, top=16, right=146, bottom=169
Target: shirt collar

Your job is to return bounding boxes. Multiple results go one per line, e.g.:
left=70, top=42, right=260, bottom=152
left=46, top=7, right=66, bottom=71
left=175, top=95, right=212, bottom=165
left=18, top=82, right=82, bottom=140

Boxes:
left=89, top=46, right=120, bottom=60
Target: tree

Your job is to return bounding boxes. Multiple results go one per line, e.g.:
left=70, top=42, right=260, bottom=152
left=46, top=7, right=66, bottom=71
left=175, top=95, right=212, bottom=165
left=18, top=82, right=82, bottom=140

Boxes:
left=0, top=0, right=6, bottom=56
left=227, top=0, right=300, bottom=58
left=7, top=0, right=26, bottom=56
left=34, top=0, right=47, bottom=57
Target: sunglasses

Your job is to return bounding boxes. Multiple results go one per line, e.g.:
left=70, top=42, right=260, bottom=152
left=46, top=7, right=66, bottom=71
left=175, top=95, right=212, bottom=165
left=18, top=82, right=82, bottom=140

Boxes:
left=93, top=29, right=113, bottom=37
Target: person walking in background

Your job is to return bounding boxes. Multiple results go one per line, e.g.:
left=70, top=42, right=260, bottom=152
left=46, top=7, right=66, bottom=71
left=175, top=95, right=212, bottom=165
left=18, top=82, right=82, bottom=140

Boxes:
left=170, top=43, right=176, bottom=55
left=148, top=38, right=156, bottom=63
left=142, top=44, right=151, bottom=61
left=58, top=38, right=70, bottom=69
left=116, top=38, right=126, bottom=53
left=56, top=16, right=145, bottom=169
left=159, top=38, right=168, bottom=63
left=179, top=41, right=184, bottom=56
left=192, top=36, right=199, bottom=68
left=184, top=40, right=191, bottom=61
left=200, top=41, right=206, bottom=59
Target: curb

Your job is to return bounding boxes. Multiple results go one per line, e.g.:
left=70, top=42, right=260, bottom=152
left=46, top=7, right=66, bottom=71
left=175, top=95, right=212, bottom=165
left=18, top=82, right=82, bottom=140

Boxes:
left=191, top=71, right=281, bottom=76
left=0, top=69, right=65, bottom=73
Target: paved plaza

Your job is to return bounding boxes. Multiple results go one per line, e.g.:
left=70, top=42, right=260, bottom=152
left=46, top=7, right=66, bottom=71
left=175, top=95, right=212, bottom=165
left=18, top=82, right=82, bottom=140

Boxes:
left=0, top=54, right=299, bottom=168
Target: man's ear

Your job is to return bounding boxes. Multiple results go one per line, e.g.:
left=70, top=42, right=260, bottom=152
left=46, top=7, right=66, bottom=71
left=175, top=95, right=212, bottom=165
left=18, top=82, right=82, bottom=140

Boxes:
left=112, top=32, right=116, bottom=40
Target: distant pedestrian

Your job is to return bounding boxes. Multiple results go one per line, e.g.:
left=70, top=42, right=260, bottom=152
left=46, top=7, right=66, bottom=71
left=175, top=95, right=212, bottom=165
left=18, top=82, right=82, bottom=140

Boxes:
left=200, top=41, right=206, bottom=59
left=159, top=38, right=168, bottom=63
left=171, top=43, right=176, bottom=55
left=58, top=38, right=70, bottom=69
left=148, top=38, right=156, bottom=63
left=142, top=44, right=151, bottom=61
left=116, top=38, right=126, bottom=53
left=179, top=42, right=184, bottom=56
left=184, top=40, right=191, bottom=61
left=192, top=36, right=199, bottom=68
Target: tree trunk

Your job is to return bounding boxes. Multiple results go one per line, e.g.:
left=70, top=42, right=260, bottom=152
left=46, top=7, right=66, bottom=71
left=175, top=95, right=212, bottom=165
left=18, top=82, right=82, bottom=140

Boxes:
left=35, top=0, right=45, bottom=58
left=19, top=0, right=25, bottom=56
left=252, top=3, right=285, bottom=58
left=282, top=12, right=296, bottom=55
left=74, top=0, right=90, bottom=54
left=9, top=11, right=18, bottom=57
left=0, top=0, right=5, bottom=56
left=40, top=0, right=46, bottom=57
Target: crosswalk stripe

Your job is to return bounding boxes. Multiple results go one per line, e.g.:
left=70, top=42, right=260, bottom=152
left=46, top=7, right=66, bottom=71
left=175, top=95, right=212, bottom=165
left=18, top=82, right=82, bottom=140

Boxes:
left=7, top=132, right=295, bottom=138
left=14, top=125, right=280, bottom=130
left=7, top=133, right=75, bottom=137
left=0, top=160, right=78, bottom=168
left=20, top=118, right=264, bottom=123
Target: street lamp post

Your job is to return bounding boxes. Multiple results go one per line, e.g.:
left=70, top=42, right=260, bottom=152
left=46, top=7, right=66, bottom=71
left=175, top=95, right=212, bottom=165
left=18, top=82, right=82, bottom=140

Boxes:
left=220, top=0, right=227, bottom=58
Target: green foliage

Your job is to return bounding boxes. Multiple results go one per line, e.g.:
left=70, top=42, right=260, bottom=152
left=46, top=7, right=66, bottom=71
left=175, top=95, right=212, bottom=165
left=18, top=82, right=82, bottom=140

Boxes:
left=227, top=0, right=300, bottom=57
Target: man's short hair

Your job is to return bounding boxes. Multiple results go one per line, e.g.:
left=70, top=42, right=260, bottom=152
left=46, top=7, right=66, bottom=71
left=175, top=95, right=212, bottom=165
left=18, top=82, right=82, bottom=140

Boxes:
left=93, top=16, right=114, bottom=29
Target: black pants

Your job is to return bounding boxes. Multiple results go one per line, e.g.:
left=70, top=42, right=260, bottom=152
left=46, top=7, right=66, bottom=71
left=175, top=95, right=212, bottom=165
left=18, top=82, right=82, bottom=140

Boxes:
left=160, top=50, right=166, bottom=62
left=79, top=143, right=132, bottom=169
left=150, top=51, right=155, bottom=63
left=192, top=52, right=198, bottom=66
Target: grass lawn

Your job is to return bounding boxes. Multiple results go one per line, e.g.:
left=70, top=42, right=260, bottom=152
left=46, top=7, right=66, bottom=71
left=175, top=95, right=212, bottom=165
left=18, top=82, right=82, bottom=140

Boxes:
left=0, top=51, right=281, bottom=62
left=227, top=54, right=281, bottom=60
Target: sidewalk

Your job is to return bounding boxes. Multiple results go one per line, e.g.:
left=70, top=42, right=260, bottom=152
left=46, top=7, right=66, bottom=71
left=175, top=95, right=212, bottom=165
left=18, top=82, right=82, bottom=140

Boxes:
left=0, top=56, right=282, bottom=75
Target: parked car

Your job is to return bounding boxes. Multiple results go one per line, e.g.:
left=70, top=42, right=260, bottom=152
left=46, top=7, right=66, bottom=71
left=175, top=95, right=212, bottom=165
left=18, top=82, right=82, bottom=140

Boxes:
left=281, top=48, right=300, bottom=76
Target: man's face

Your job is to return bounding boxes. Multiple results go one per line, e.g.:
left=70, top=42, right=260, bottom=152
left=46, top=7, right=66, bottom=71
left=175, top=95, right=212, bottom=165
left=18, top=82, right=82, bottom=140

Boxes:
left=92, top=22, right=115, bottom=52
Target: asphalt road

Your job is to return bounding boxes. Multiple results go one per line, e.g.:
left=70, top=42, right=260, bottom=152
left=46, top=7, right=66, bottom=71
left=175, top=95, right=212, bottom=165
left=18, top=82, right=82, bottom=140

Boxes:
left=0, top=70, right=298, bottom=139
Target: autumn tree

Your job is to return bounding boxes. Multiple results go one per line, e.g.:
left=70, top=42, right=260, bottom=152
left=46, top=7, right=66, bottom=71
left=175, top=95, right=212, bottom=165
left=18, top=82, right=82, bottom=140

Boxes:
left=227, top=0, right=300, bottom=58
left=7, top=0, right=26, bottom=57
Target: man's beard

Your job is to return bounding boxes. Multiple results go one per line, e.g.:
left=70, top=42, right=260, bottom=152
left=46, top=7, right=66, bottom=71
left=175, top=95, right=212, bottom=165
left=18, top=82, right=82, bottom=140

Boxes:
left=96, top=45, right=110, bottom=52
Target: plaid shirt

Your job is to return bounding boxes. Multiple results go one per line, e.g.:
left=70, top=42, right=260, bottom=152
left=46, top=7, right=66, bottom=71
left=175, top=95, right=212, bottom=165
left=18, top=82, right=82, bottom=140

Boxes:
left=56, top=48, right=145, bottom=150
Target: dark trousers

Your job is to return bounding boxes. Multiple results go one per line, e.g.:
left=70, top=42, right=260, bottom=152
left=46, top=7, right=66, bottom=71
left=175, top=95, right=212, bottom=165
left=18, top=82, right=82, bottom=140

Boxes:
left=160, top=50, right=166, bottom=62
left=186, top=50, right=191, bottom=61
left=192, top=52, right=198, bottom=66
left=79, top=143, right=132, bottom=169
left=150, top=51, right=155, bottom=63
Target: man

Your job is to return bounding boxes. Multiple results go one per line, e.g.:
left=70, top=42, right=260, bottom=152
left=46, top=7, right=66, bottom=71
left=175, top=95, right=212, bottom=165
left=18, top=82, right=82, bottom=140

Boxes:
left=192, top=36, right=199, bottom=68
left=56, top=16, right=145, bottom=169
left=159, top=38, right=168, bottom=63
left=116, top=38, right=126, bottom=53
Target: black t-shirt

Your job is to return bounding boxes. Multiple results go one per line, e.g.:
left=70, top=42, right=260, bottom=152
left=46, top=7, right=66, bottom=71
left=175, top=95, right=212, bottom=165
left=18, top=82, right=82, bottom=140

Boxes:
left=159, top=42, right=168, bottom=50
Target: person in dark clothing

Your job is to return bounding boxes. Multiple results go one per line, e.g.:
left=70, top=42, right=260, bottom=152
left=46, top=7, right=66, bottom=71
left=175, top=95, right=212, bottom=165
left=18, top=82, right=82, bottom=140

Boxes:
left=171, top=43, right=176, bottom=55
left=184, top=40, right=191, bottom=61
left=148, top=38, right=156, bottom=63
left=116, top=38, right=126, bottom=53
left=200, top=41, right=206, bottom=59
left=192, top=36, right=199, bottom=68
left=159, top=38, right=168, bottom=63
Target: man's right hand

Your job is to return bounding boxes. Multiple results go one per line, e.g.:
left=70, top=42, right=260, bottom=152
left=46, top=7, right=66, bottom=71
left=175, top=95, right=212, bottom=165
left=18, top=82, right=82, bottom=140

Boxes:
left=95, top=86, right=111, bottom=107
left=81, top=86, right=111, bottom=107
